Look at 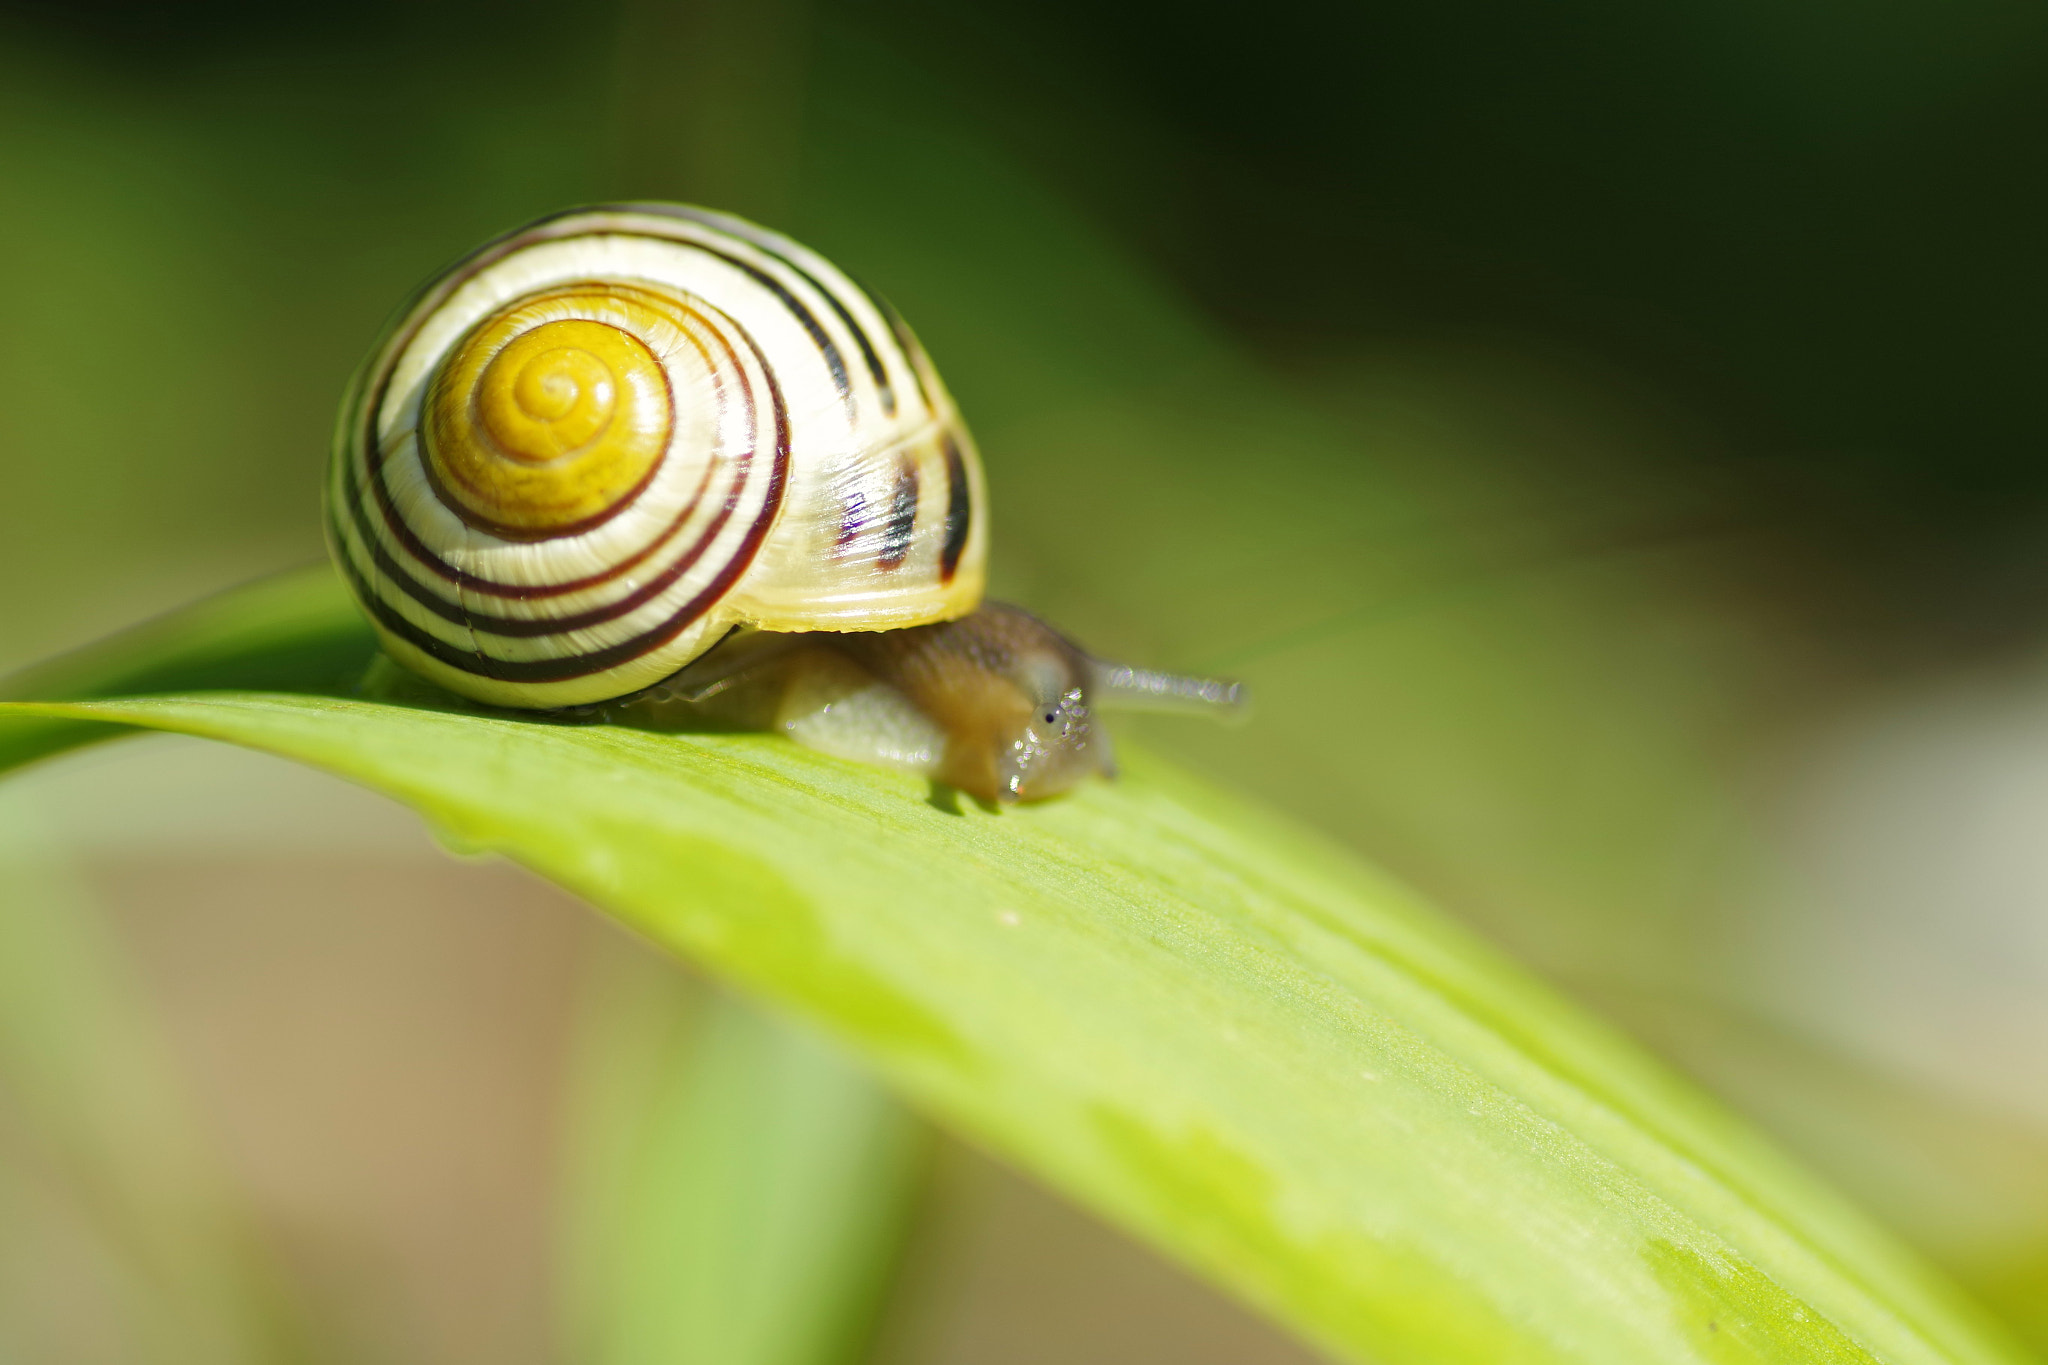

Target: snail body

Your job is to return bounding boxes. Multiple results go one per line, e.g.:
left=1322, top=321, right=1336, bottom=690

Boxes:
left=636, top=603, right=1122, bottom=802
left=330, top=205, right=1240, bottom=801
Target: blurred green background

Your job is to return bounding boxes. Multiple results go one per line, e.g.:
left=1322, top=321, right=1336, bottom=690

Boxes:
left=5, top=0, right=2048, bottom=1360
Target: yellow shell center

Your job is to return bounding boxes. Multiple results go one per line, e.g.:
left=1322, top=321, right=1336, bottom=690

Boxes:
left=425, top=302, right=674, bottom=537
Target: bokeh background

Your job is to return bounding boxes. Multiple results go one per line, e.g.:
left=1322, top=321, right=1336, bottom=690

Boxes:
left=4, top=0, right=2048, bottom=1360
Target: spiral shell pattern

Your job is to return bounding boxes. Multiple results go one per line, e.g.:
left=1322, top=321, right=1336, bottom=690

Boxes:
left=328, top=204, right=987, bottom=709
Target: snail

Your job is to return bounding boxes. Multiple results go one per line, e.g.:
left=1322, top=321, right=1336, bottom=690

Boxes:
left=328, top=203, right=1242, bottom=801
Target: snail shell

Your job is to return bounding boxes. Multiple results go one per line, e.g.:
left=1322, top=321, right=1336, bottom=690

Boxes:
left=327, top=204, right=987, bottom=710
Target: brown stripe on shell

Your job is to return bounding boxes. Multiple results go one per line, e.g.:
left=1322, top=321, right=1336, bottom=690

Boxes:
left=877, top=297, right=936, bottom=413
left=344, top=439, right=715, bottom=611
left=339, top=337, right=791, bottom=684
left=361, top=207, right=860, bottom=452
left=835, top=489, right=867, bottom=547
left=344, top=423, right=746, bottom=639
left=611, top=203, right=902, bottom=418
left=877, top=460, right=919, bottom=570
left=352, top=286, right=748, bottom=605
left=778, top=258, right=895, bottom=417
left=940, top=430, right=971, bottom=583
left=339, top=312, right=753, bottom=638
left=601, top=215, right=855, bottom=418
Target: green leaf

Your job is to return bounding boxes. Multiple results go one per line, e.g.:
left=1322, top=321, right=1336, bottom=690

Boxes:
left=0, top=572, right=2029, bottom=1365
left=559, top=959, right=924, bottom=1365
left=0, top=797, right=305, bottom=1365
left=0, top=563, right=371, bottom=772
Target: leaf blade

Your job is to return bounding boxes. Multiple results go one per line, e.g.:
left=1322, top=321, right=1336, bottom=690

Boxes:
left=0, top=564, right=372, bottom=772
left=0, top=573, right=2028, bottom=1365
left=560, top=969, right=924, bottom=1365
